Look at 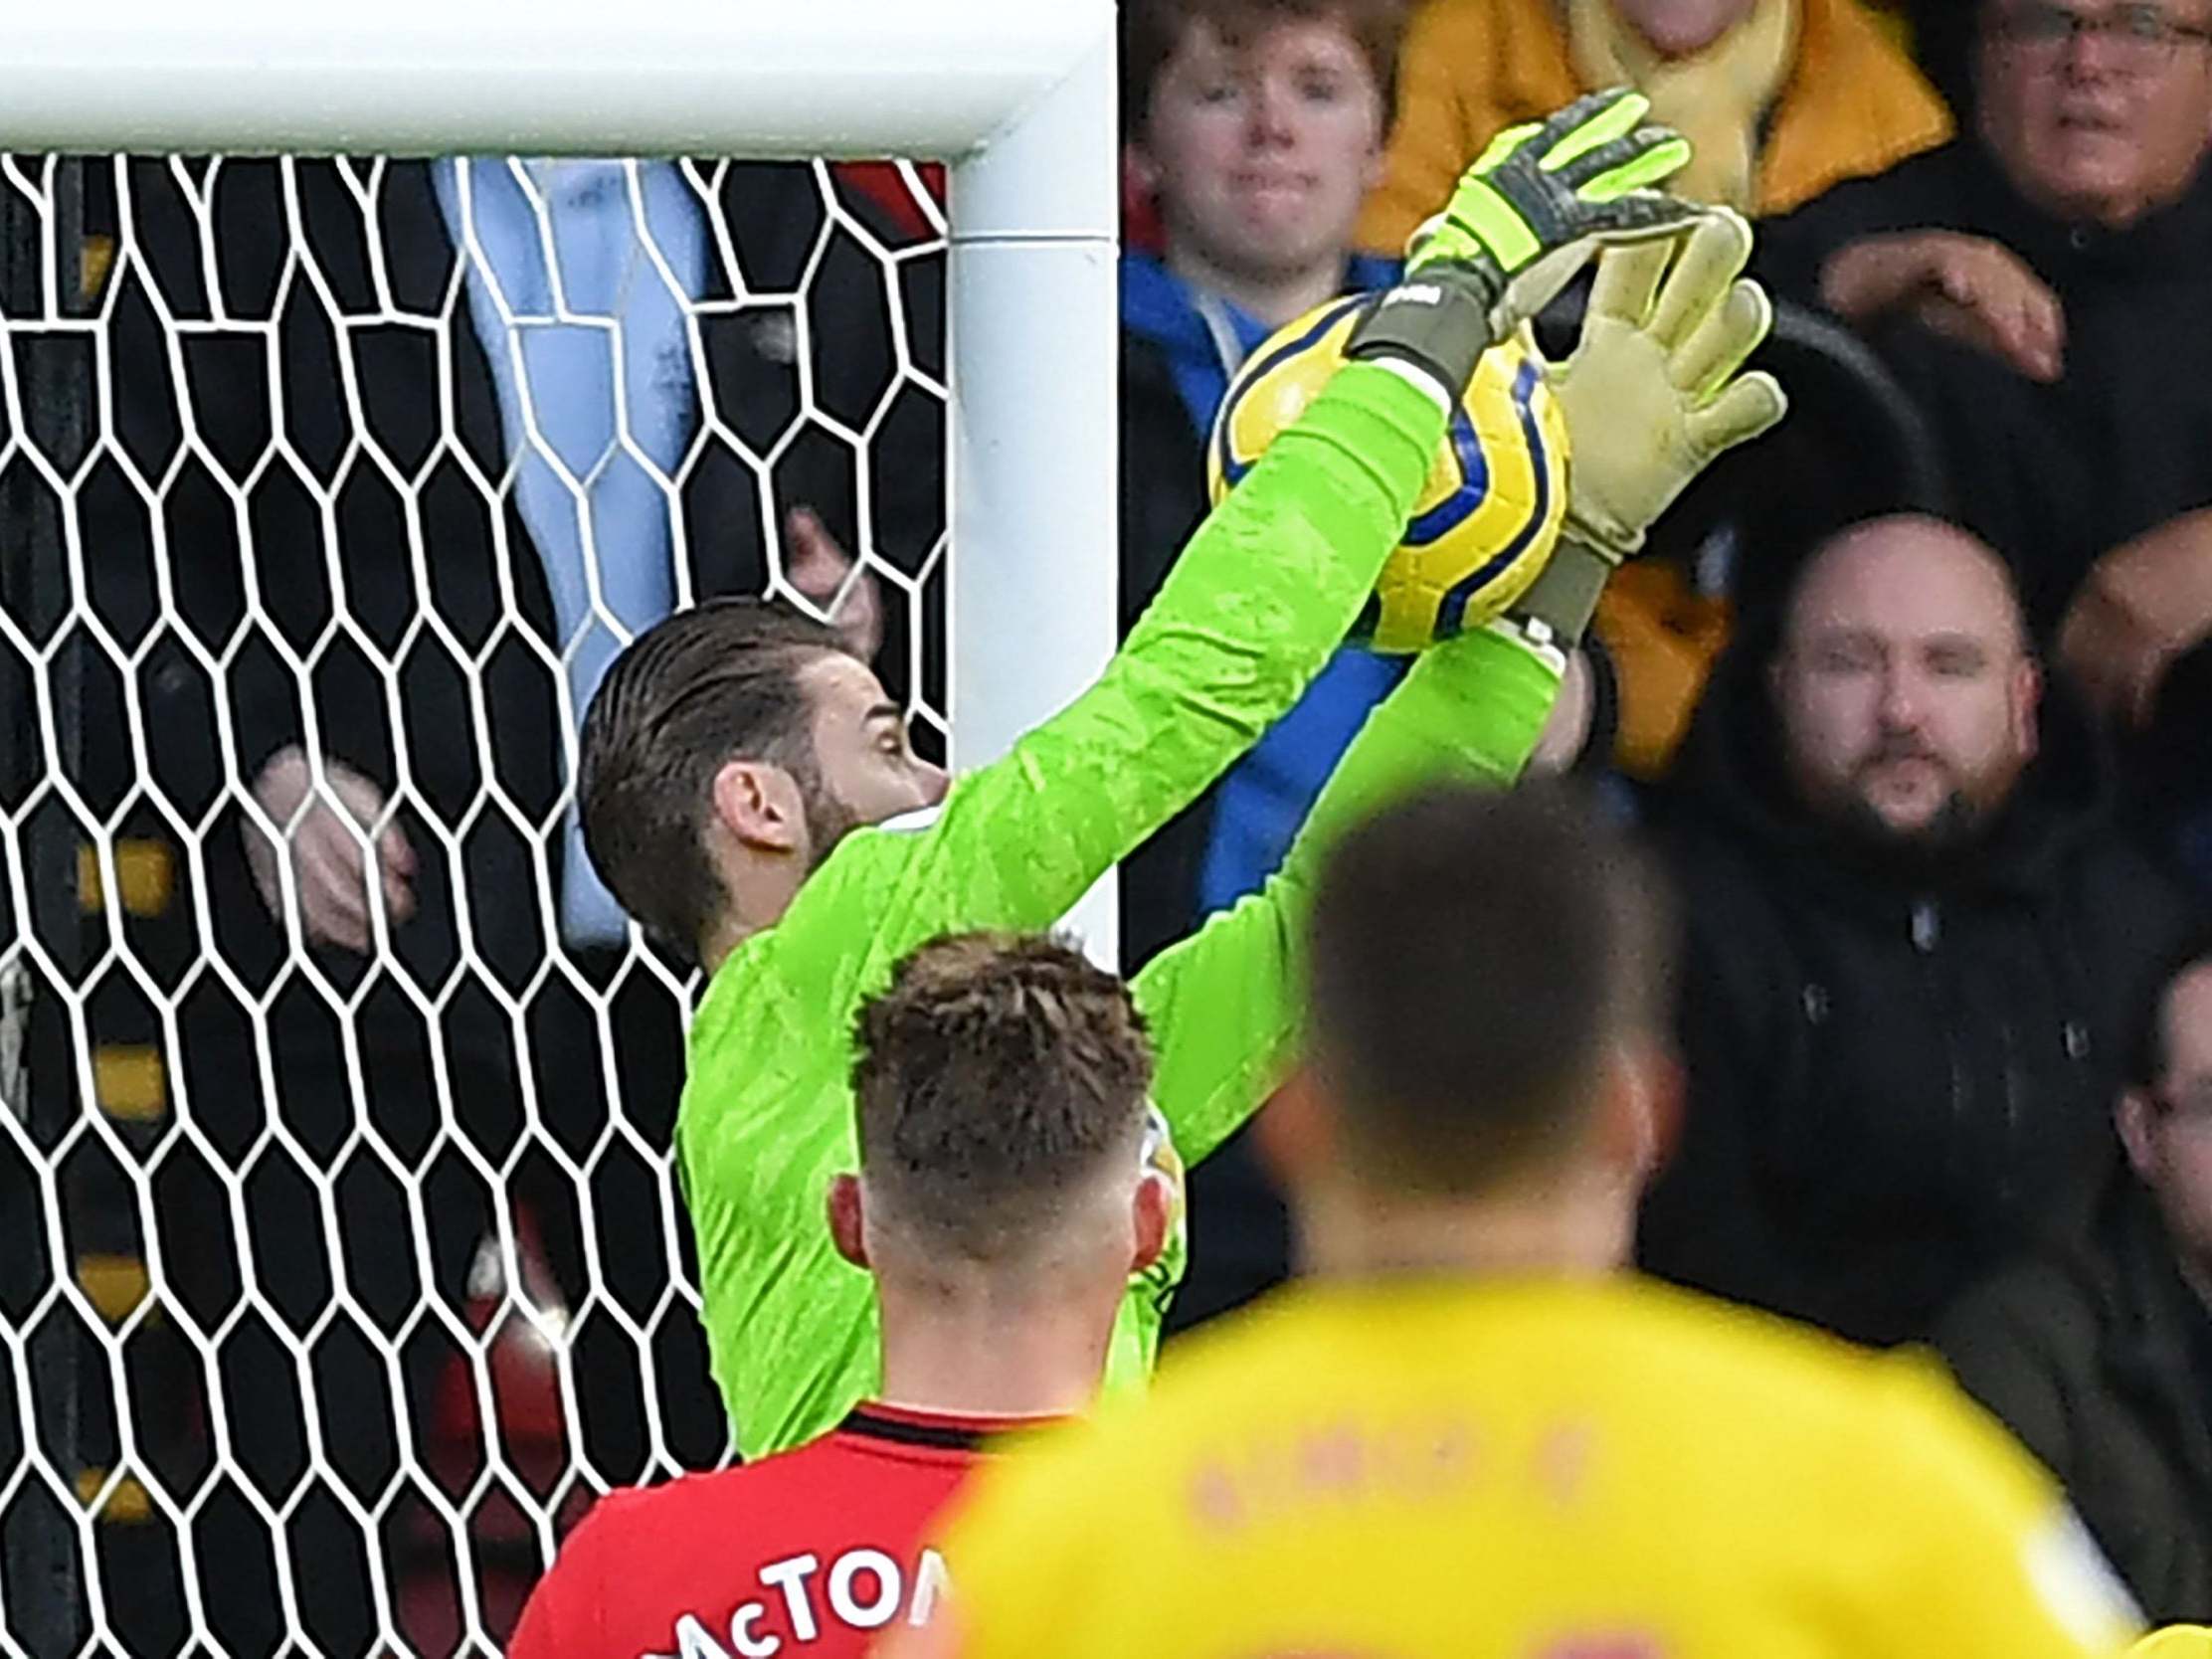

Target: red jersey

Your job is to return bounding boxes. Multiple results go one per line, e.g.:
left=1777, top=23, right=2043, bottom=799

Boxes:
left=509, top=1403, right=1033, bottom=1659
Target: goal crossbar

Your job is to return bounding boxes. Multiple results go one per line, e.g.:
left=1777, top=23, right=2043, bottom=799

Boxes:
left=0, top=0, right=1112, bottom=164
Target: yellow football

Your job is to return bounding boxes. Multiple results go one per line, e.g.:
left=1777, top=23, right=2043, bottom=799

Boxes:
left=1207, top=293, right=1570, bottom=653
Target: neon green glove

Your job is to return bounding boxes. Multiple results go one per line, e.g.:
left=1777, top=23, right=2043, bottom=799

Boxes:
left=1509, top=207, right=1789, bottom=647
left=1346, top=87, right=1697, bottom=402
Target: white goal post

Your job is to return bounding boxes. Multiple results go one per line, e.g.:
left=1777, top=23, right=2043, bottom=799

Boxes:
left=0, top=4, right=1117, bottom=1655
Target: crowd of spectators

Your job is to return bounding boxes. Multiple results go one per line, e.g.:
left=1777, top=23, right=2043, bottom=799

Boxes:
left=21, top=0, right=2212, bottom=1646
left=1115, top=0, right=2212, bottom=1621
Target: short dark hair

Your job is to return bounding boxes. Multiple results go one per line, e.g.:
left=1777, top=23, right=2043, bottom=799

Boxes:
left=579, top=598, right=846, bottom=956
left=1122, top=0, right=1408, bottom=142
left=852, top=932, right=1155, bottom=1260
left=2126, top=931, right=2212, bottom=1086
left=1307, top=780, right=1673, bottom=1196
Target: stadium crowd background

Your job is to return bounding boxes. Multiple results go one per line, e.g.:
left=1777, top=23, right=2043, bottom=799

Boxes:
left=11, top=0, right=2212, bottom=1647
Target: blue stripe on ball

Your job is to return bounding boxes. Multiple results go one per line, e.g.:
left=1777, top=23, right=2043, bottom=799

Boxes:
left=1214, top=295, right=1368, bottom=490
left=1402, top=402, right=1493, bottom=547
left=1434, top=357, right=1554, bottom=638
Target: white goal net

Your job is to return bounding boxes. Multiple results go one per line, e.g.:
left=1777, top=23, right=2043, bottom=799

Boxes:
left=0, top=9, right=1117, bottom=1657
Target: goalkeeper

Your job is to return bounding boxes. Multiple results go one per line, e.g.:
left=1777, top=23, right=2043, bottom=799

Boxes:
left=579, top=90, right=1782, bottom=1457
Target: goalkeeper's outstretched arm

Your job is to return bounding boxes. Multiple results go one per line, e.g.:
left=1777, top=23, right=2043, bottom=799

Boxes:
left=1136, top=211, right=1792, bottom=1168
left=671, top=90, right=1700, bottom=1463
left=758, top=91, right=1699, bottom=987
left=1134, top=622, right=1562, bottom=1164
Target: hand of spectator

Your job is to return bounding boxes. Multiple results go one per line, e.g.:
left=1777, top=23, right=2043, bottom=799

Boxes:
left=1820, top=232, right=2064, bottom=383
left=243, top=744, right=417, bottom=953
left=784, top=505, right=885, bottom=662
left=2059, top=508, right=2212, bottom=727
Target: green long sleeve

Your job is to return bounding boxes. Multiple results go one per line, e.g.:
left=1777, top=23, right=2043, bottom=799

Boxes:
left=676, top=362, right=1451, bottom=1456
left=1135, top=624, right=1563, bottom=1167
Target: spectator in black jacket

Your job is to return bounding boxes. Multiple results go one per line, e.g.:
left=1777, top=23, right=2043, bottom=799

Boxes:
left=1939, top=942, right=2212, bottom=1621
left=1640, top=513, right=2197, bottom=1347
left=1749, top=0, right=2212, bottom=887
left=1753, top=0, right=2212, bottom=628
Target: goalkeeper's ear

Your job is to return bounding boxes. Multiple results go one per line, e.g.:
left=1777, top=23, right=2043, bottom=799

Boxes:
left=711, top=758, right=809, bottom=852
left=828, top=1174, right=871, bottom=1270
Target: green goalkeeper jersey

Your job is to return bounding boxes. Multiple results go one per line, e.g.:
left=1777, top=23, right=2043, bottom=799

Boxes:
left=679, top=362, right=1563, bottom=1458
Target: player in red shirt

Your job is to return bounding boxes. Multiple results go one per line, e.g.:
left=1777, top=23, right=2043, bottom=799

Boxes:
left=507, top=931, right=1171, bottom=1659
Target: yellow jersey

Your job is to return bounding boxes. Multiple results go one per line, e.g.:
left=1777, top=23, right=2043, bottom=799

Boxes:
left=2131, top=1632, right=2212, bottom=1659
left=925, top=1277, right=2141, bottom=1659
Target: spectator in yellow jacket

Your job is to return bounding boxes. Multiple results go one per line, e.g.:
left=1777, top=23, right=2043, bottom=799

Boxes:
left=1360, top=0, right=1953, bottom=781
left=1362, top=0, right=1951, bottom=245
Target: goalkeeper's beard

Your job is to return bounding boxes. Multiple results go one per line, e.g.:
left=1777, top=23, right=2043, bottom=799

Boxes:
left=798, top=767, right=866, bottom=876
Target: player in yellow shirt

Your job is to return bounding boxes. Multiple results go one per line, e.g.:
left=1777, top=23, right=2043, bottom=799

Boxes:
left=899, top=782, right=2145, bottom=1659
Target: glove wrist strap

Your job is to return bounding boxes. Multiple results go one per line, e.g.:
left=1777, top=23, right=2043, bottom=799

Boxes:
left=1505, top=537, right=1616, bottom=648
left=1344, top=269, right=1500, bottom=402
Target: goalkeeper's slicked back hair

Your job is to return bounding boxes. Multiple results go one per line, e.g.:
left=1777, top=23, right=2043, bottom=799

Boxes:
left=579, top=598, right=847, bottom=958
left=852, top=932, right=1156, bottom=1263
left=1308, top=780, right=1674, bottom=1196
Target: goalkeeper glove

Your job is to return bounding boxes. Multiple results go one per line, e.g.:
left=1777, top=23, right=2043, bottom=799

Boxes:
left=1510, top=207, right=1789, bottom=648
left=1346, top=87, right=1697, bottom=402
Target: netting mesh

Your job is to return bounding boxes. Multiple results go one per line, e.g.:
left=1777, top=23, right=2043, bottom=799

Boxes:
left=0, top=151, right=948, bottom=1657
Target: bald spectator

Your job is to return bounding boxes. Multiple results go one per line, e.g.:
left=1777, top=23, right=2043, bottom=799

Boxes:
left=1938, top=943, right=2212, bottom=1622
left=1359, top=0, right=1950, bottom=253
left=1641, top=515, right=2197, bottom=1346
left=1756, top=0, right=2212, bottom=896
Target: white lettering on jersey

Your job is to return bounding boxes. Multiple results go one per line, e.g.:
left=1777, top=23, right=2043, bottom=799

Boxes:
left=826, top=1548, right=902, bottom=1629
left=670, top=1611, right=733, bottom=1659
left=645, top=1545, right=954, bottom=1658
left=730, top=1601, right=778, bottom=1659
left=907, top=1548, right=951, bottom=1627
left=758, top=1554, right=822, bottom=1643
